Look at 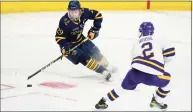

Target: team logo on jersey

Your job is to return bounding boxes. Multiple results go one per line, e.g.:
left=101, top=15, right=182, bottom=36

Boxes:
left=57, top=28, right=63, bottom=35
left=72, top=27, right=79, bottom=31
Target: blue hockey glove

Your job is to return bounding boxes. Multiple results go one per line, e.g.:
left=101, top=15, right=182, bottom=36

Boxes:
left=88, top=27, right=99, bottom=40
left=61, top=44, right=71, bottom=57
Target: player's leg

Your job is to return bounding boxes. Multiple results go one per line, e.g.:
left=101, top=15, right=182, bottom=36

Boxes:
left=80, top=39, right=117, bottom=73
left=134, top=70, right=171, bottom=110
left=63, top=47, right=112, bottom=81
left=149, top=72, right=171, bottom=110
left=95, top=68, right=169, bottom=110
left=95, top=68, right=140, bottom=109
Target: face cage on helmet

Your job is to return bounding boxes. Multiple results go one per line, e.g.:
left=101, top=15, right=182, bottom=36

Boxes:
left=68, top=9, right=81, bottom=21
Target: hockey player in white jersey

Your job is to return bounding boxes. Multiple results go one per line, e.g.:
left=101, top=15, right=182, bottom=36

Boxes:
left=95, top=22, right=175, bottom=111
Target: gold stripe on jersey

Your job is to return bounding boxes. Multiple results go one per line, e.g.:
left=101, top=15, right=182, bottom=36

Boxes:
left=157, top=75, right=171, bottom=80
left=55, top=36, right=66, bottom=43
left=95, top=12, right=102, bottom=19
left=133, top=58, right=164, bottom=70
left=56, top=36, right=66, bottom=39
left=56, top=39, right=62, bottom=43
left=71, top=38, right=82, bottom=43
left=95, top=12, right=100, bottom=17
left=95, top=16, right=102, bottom=19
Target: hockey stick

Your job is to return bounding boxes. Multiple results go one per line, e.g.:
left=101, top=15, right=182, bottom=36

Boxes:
left=27, top=38, right=88, bottom=80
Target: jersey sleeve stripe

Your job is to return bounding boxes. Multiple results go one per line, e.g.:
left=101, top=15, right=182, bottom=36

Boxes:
left=163, top=47, right=175, bottom=54
left=56, top=39, right=63, bottom=43
left=56, top=36, right=66, bottom=39
left=163, top=51, right=175, bottom=57
left=95, top=12, right=100, bottom=18
left=95, top=16, right=103, bottom=19
left=163, top=47, right=175, bottom=57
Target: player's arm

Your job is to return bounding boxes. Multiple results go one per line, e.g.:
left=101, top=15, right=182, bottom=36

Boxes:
left=55, top=20, right=70, bottom=56
left=162, top=43, right=176, bottom=64
left=84, top=8, right=103, bottom=40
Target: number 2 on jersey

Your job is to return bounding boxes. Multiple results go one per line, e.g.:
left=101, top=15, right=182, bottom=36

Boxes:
left=141, top=42, right=154, bottom=59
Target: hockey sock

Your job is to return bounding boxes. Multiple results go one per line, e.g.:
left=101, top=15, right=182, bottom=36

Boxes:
left=78, top=54, right=107, bottom=74
left=156, top=87, right=170, bottom=98
left=103, top=86, right=129, bottom=102
left=106, top=89, right=119, bottom=101
left=155, top=87, right=170, bottom=103
left=85, top=58, right=107, bottom=73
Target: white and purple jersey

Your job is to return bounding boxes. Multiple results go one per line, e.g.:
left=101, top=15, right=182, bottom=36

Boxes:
left=131, top=35, right=175, bottom=75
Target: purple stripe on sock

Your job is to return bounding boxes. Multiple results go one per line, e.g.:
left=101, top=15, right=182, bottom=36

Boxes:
left=133, top=56, right=164, bottom=66
left=158, top=88, right=170, bottom=94
left=156, top=88, right=170, bottom=98
left=111, top=89, right=119, bottom=98
left=156, top=91, right=166, bottom=98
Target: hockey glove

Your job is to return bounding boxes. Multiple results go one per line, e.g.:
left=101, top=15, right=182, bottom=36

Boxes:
left=61, top=45, right=71, bottom=57
left=88, top=27, right=99, bottom=40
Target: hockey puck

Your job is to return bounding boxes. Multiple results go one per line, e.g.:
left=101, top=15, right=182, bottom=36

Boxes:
left=27, top=84, right=32, bottom=87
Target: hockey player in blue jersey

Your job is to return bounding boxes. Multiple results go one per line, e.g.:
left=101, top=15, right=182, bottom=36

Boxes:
left=95, top=22, right=175, bottom=110
left=55, top=0, right=115, bottom=81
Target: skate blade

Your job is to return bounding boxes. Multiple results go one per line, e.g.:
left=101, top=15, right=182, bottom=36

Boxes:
left=149, top=106, right=167, bottom=112
left=92, top=108, right=107, bottom=112
left=99, top=79, right=114, bottom=84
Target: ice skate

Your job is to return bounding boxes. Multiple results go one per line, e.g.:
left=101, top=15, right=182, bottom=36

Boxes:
left=102, top=70, right=112, bottom=81
left=150, top=95, right=168, bottom=111
left=95, top=97, right=108, bottom=110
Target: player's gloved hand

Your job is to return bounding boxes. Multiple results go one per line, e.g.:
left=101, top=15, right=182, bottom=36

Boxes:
left=61, top=46, right=71, bottom=57
left=87, top=27, right=99, bottom=40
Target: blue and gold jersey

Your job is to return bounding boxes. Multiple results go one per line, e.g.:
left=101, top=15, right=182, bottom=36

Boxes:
left=55, top=8, right=103, bottom=48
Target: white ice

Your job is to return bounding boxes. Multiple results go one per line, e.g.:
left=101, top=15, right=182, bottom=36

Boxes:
left=1, top=11, right=191, bottom=111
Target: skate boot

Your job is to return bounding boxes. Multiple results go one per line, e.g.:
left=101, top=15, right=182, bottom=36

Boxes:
left=95, top=97, right=108, bottom=109
left=150, top=95, right=167, bottom=111
left=102, top=70, right=112, bottom=81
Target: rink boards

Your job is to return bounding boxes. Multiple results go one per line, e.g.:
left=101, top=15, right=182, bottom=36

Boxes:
left=1, top=1, right=192, bottom=13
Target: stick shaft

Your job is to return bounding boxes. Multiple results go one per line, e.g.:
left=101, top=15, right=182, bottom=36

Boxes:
left=27, top=38, right=88, bottom=80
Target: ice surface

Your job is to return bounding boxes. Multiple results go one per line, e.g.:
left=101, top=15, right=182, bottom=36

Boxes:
left=1, top=11, right=191, bottom=111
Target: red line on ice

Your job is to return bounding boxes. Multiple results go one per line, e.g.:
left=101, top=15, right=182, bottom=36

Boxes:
left=1, top=84, right=15, bottom=90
